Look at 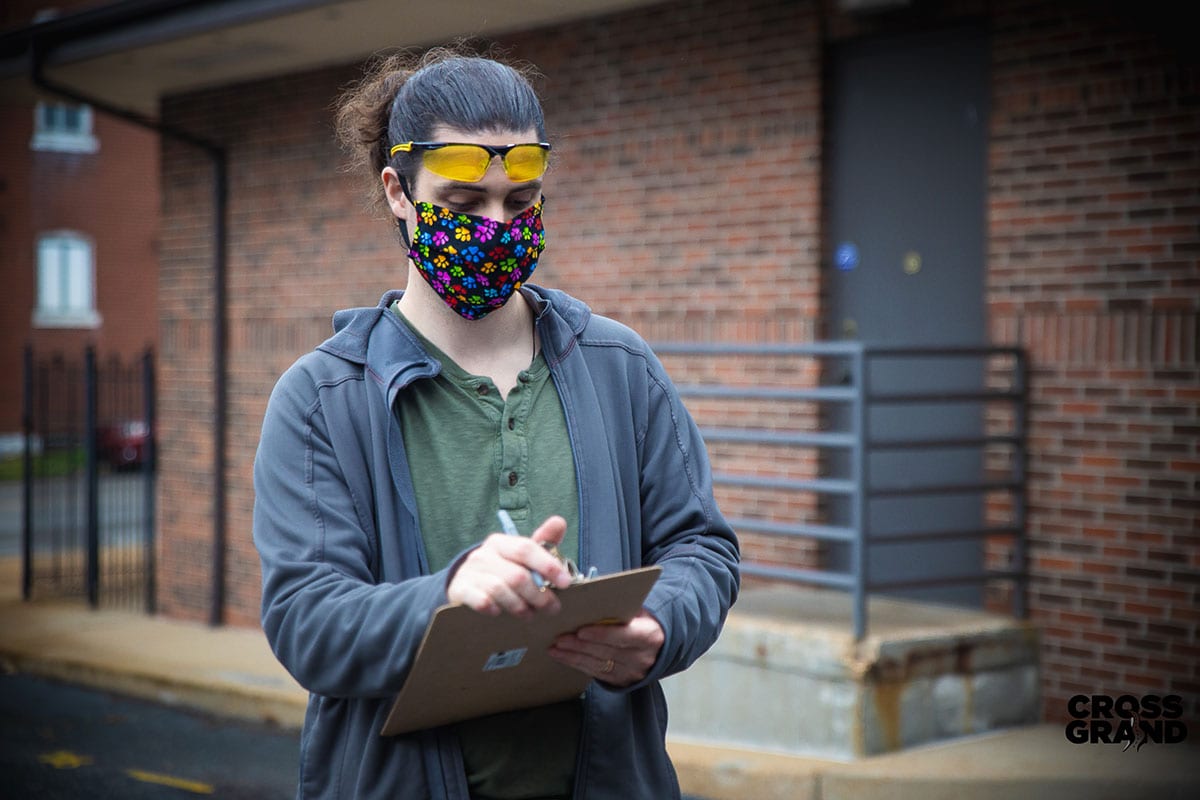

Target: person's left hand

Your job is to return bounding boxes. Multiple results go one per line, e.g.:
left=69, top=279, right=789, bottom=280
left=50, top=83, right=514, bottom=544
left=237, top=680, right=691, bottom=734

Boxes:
left=548, top=610, right=664, bottom=688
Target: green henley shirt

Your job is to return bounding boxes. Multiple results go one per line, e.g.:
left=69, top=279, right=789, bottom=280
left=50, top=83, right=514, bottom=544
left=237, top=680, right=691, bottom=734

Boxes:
left=393, top=306, right=581, bottom=799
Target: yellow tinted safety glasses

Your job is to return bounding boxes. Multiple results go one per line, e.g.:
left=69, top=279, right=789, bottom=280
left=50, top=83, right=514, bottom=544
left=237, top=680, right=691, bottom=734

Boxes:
left=389, top=141, right=551, bottom=183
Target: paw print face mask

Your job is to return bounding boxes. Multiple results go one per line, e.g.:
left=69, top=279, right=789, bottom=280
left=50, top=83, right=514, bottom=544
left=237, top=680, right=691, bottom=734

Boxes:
left=406, top=199, right=546, bottom=321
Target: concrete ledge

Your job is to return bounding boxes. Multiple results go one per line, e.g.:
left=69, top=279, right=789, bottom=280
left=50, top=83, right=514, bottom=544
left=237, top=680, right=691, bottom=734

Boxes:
left=0, top=596, right=307, bottom=729
left=820, top=723, right=1200, bottom=800
left=671, top=726, right=1200, bottom=800
left=1, top=652, right=307, bottom=730
left=663, top=585, right=1041, bottom=759
left=821, top=777, right=1200, bottom=800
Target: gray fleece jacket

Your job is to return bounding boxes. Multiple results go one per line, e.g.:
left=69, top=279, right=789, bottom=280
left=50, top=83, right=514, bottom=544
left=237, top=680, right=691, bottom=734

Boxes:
left=253, top=286, right=740, bottom=799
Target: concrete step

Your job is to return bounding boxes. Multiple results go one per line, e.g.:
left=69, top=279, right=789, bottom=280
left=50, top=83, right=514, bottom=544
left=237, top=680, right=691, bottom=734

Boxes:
left=664, top=585, right=1040, bottom=759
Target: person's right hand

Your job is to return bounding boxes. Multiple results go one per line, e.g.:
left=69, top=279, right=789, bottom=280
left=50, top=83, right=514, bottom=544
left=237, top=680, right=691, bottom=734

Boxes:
left=446, top=515, right=572, bottom=619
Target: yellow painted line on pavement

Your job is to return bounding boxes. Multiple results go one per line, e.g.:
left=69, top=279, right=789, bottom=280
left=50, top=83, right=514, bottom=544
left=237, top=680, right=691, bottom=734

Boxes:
left=125, top=769, right=215, bottom=794
left=39, top=750, right=94, bottom=769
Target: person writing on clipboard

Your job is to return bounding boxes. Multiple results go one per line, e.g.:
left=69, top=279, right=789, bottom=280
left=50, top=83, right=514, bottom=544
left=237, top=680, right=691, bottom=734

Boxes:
left=253, top=48, right=740, bottom=800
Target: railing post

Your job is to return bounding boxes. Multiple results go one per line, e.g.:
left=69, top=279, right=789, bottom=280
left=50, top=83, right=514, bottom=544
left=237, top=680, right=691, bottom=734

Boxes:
left=22, top=345, right=34, bottom=601
left=851, top=344, right=869, bottom=640
left=143, top=348, right=157, bottom=614
left=85, top=346, right=99, bottom=608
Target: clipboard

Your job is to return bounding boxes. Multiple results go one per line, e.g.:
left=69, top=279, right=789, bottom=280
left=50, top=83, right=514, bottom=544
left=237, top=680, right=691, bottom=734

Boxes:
left=380, top=565, right=661, bottom=736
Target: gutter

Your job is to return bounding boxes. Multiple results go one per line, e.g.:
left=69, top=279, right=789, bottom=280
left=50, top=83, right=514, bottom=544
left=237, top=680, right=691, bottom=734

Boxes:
left=29, top=35, right=230, bottom=628
left=38, top=0, right=338, bottom=67
left=1, top=0, right=335, bottom=64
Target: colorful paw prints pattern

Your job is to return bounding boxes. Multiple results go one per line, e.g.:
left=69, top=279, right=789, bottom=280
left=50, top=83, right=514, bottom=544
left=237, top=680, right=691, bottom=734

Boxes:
left=408, top=200, right=546, bottom=320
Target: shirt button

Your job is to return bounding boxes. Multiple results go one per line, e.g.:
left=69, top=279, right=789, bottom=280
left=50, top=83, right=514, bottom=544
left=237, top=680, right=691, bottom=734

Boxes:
left=518, top=374, right=530, bottom=384
left=508, top=471, right=518, bottom=486
left=476, top=385, right=489, bottom=396
left=507, top=418, right=515, bottom=430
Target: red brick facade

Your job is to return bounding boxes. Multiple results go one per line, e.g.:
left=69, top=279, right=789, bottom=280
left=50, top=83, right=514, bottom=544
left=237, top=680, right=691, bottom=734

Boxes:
left=509, top=0, right=828, bottom=576
left=986, top=0, right=1198, bottom=718
left=155, top=0, right=1197, bottom=718
left=0, top=105, right=160, bottom=436
left=156, top=65, right=395, bottom=626
left=0, top=1, right=158, bottom=437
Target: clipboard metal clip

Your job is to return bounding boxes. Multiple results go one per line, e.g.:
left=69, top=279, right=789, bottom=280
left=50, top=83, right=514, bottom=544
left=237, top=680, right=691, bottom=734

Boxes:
left=542, top=543, right=598, bottom=589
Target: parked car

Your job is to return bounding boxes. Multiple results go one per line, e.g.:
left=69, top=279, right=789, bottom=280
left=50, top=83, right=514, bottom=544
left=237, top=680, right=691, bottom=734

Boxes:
left=96, top=420, right=151, bottom=470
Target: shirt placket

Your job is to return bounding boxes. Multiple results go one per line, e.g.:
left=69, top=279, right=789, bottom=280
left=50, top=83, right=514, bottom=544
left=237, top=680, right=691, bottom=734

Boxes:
left=497, top=372, right=534, bottom=527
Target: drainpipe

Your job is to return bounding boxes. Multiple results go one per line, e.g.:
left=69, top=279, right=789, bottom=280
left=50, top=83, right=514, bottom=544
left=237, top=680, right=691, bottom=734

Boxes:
left=31, top=43, right=229, bottom=627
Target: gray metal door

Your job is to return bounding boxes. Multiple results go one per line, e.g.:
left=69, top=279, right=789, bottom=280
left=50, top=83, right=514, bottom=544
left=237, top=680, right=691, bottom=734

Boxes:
left=824, top=26, right=990, bottom=606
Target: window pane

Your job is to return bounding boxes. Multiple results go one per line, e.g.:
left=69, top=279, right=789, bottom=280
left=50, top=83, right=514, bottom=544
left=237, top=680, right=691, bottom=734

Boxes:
left=36, top=234, right=94, bottom=317
left=66, top=242, right=90, bottom=311
left=62, top=106, right=82, bottom=132
left=38, top=241, right=61, bottom=311
left=31, top=102, right=97, bottom=153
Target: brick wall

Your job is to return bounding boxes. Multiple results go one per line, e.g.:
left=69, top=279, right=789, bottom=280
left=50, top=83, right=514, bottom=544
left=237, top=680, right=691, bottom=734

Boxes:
left=155, top=0, right=1197, bottom=720
left=1, top=0, right=160, bottom=435
left=158, top=65, right=395, bottom=623
left=988, top=0, right=1199, bottom=718
left=0, top=105, right=159, bottom=435
left=0, top=103, right=36, bottom=434
left=156, top=0, right=824, bottom=622
left=504, top=0, right=826, bottom=572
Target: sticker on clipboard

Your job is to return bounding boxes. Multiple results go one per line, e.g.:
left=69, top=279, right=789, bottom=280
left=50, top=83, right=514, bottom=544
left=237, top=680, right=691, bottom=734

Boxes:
left=483, top=648, right=527, bottom=671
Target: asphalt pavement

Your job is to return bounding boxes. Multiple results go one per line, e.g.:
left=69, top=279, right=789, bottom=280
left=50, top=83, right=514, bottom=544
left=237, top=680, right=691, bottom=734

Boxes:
left=0, top=674, right=716, bottom=800
left=0, top=672, right=299, bottom=799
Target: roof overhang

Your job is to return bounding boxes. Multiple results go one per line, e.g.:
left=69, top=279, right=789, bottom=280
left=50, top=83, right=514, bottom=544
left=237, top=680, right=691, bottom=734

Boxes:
left=1, top=0, right=664, bottom=115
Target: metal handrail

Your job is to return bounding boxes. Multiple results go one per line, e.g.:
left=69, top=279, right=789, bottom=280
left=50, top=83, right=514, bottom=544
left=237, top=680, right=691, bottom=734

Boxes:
left=699, top=427, right=858, bottom=448
left=867, top=525, right=1022, bottom=543
left=678, top=385, right=858, bottom=402
left=740, top=562, right=856, bottom=589
left=869, top=435, right=1022, bottom=450
left=653, top=342, right=864, bottom=356
left=654, top=340, right=1029, bottom=639
left=713, top=472, right=857, bottom=495
left=726, top=517, right=857, bottom=542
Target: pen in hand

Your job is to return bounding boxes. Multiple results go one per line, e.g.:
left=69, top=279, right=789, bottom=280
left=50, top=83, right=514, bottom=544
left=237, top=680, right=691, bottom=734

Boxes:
left=497, top=510, right=547, bottom=590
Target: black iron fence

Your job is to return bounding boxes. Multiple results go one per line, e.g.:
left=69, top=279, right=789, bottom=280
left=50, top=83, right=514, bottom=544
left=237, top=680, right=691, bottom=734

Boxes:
left=653, top=341, right=1029, bottom=640
left=21, top=345, right=156, bottom=612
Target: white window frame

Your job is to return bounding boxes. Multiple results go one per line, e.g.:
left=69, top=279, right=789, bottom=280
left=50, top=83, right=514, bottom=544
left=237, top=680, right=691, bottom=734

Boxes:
left=30, top=101, right=99, bottom=154
left=33, top=231, right=101, bottom=328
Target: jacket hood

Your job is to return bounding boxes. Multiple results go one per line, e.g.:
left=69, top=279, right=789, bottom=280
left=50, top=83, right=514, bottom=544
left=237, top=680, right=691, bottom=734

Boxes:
left=317, top=284, right=593, bottom=369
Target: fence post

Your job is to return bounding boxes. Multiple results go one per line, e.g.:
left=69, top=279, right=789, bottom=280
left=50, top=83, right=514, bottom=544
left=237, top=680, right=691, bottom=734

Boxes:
left=143, top=348, right=156, bottom=614
left=22, top=345, right=34, bottom=601
left=85, top=346, right=99, bottom=608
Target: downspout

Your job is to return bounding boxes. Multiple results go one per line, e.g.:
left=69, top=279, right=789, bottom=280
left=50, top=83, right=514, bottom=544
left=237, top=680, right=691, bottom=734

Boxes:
left=31, top=42, right=229, bottom=627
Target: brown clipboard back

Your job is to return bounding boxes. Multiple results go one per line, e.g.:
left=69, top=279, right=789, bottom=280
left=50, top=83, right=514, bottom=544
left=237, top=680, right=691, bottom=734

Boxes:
left=380, top=565, right=661, bottom=736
